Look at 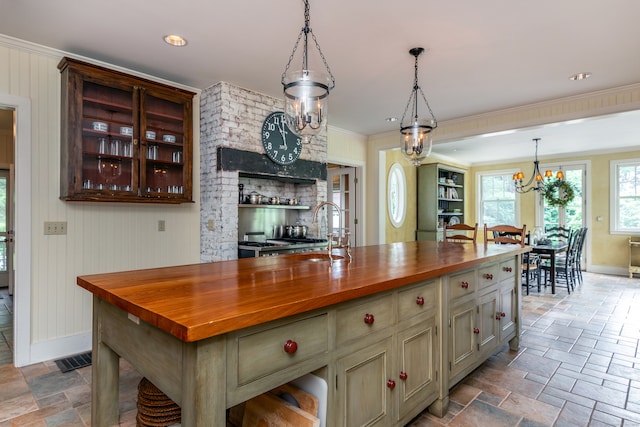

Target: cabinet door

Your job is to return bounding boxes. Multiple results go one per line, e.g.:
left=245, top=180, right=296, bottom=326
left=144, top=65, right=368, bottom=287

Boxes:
left=61, top=70, right=138, bottom=199
left=139, top=87, right=193, bottom=202
left=498, top=281, right=516, bottom=341
left=477, top=290, right=499, bottom=355
left=336, top=337, right=392, bottom=427
left=396, top=317, right=438, bottom=421
left=449, top=300, right=476, bottom=379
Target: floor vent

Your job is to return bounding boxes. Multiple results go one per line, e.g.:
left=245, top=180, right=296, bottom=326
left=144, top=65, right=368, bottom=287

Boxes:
left=55, top=351, right=92, bottom=373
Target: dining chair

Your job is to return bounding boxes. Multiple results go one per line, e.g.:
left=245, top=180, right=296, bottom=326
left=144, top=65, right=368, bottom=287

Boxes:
left=444, top=223, right=478, bottom=243
left=483, top=224, right=527, bottom=247
left=545, top=225, right=571, bottom=242
left=540, top=228, right=580, bottom=293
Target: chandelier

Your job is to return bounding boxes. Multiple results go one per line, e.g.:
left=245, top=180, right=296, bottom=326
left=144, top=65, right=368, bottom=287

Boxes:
left=400, top=47, right=438, bottom=167
left=513, top=138, right=565, bottom=193
left=281, top=0, right=335, bottom=144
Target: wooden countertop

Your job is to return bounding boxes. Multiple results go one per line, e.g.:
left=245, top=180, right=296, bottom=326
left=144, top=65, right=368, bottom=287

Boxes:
left=77, top=241, right=529, bottom=342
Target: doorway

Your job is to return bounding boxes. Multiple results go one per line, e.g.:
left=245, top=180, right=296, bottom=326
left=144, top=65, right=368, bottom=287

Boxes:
left=326, top=165, right=362, bottom=247
left=0, top=108, right=15, bottom=365
left=0, top=93, right=32, bottom=367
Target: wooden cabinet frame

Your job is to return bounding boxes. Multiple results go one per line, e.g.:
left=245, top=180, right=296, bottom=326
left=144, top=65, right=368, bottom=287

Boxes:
left=58, top=57, right=194, bottom=203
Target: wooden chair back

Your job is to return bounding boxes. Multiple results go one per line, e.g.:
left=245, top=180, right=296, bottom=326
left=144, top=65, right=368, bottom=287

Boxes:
left=444, top=223, right=478, bottom=243
left=545, top=225, right=571, bottom=242
left=484, top=224, right=527, bottom=247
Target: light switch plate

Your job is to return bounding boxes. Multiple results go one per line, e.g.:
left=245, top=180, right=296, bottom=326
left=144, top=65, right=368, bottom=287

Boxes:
left=44, top=221, right=67, bottom=235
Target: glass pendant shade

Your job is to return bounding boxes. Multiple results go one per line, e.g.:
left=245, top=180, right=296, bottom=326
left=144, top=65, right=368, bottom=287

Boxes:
left=401, top=118, right=435, bottom=167
left=283, top=69, right=332, bottom=144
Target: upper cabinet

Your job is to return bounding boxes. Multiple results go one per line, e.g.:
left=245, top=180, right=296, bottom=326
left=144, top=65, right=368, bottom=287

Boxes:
left=58, top=57, right=195, bottom=203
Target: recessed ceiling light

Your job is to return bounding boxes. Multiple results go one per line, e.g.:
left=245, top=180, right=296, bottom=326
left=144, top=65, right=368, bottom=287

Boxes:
left=569, top=72, right=591, bottom=81
left=386, top=117, right=398, bottom=122
left=163, top=35, right=188, bottom=47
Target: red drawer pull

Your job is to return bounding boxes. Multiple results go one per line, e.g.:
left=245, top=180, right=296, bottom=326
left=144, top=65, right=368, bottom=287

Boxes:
left=503, top=267, right=512, bottom=272
left=364, top=313, right=375, bottom=325
left=399, top=371, right=408, bottom=381
left=473, top=328, right=480, bottom=334
left=501, top=312, right=506, bottom=318
left=283, top=340, right=298, bottom=354
left=416, top=296, right=424, bottom=306
left=485, top=273, right=493, bottom=280
left=387, top=379, right=396, bottom=389
left=461, top=281, right=469, bottom=289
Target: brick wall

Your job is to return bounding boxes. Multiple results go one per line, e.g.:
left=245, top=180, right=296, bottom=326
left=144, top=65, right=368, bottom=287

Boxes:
left=200, top=82, right=328, bottom=262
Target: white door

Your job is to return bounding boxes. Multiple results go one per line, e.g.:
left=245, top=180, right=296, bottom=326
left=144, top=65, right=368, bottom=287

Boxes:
left=326, top=166, right=360, bottom=246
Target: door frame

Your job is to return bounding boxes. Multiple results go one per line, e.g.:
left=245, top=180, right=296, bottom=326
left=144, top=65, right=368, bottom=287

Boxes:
left=1, top=94, right=32, bottom=367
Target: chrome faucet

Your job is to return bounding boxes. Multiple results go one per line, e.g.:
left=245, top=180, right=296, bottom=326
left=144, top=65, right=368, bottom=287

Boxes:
left=312, top=201, right=352, bottom=263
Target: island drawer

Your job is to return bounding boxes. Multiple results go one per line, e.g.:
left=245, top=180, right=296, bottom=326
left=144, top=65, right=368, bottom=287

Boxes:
left=336, top=293, right=394, bottom=345
left=449, top=270, right=476, bottom=300
left=499, top=257, right=517, bottom=281
left=398, top=280, right=437, bottom=321
left=232, top=313, right=329, bottom=385
left=478, top=263, right=499, bottom=289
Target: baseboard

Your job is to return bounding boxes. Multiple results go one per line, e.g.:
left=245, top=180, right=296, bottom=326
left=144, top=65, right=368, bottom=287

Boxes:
left=588, top=265, right=629, bottom=277
left=28, top=332, right=91, bottom=366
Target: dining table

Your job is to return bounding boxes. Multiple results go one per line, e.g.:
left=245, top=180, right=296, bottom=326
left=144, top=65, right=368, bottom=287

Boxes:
left=531, top=241, right=569, bottom=294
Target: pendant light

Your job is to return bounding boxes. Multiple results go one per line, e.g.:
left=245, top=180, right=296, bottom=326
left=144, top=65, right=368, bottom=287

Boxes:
left=281, top=0, right=335, bottom=144
left=400, top=47, right=438, bottom=167
left=513, top=138, right=565, bottom=193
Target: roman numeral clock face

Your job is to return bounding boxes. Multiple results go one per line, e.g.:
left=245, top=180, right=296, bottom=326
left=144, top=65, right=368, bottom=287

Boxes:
left=261, top=112, right=302, bottom=165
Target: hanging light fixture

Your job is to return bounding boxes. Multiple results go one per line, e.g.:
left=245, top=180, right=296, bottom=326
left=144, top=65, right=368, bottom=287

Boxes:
left=281, top=0, right=335, bottom=144
left=400, top=47, right=438, bottom=167
left=513, top=138, right=565, bottom=193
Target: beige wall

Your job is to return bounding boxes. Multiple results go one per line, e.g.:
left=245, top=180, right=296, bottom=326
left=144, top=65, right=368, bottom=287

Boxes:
left=0, top=40, right=201, bottom=364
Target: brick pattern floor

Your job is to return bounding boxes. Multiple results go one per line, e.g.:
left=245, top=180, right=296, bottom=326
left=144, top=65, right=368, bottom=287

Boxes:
left=1, top=272, right=640, bottom=426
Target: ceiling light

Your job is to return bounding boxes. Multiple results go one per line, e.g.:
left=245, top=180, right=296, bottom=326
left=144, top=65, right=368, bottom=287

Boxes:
left=281, top=0, right=335, bottom=144
left=513, top=138, right=564, bottom=193
left=569, top=72, right=591, bottom=81
left=400, top=47, right=438, bottom=167
left=386, top=117, right=398, bottom=122
left=163, top=35, right=187, bottom=47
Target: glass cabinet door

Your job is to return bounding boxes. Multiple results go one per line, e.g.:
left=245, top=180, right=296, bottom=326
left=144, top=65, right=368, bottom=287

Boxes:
left=80, top=80, right=136, bottom=195
left=139, top=90, right=188, bottom=199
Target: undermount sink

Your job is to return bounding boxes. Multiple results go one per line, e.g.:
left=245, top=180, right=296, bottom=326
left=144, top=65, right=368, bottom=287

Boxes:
left=291, top=253, right=345, bottom=262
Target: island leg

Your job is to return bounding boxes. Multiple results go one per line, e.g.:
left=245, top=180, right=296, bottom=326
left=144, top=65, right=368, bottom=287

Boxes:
left=91, top=297, right=120, bottom=427
left=181, top=336, right=227, bottom=426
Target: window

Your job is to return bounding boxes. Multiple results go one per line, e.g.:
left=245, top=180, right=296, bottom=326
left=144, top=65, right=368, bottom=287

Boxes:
left=611, top=159, right=640, bottom=234
left=477, top=171, right=518, bottom=227
left=388, top=163, right=406, bottom=228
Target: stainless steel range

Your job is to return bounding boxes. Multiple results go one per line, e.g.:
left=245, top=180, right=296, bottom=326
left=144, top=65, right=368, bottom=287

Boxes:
left=238, top=238, right=328, bottom=258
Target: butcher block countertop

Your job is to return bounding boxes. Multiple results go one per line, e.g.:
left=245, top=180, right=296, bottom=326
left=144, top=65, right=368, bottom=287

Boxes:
left=77, top=241, right=529, bottom=343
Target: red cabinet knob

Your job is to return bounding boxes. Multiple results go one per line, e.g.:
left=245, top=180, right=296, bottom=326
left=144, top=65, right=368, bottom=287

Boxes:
left=364, top=313, right=375, bottom=325
left=283, top=340, right=298, bottom=354
left=485, top=273, right=493, bottom=280
left=461, top=281, right=469, bottom=289
left=501, top=312, right=506, bottom=318
left=399, top=371, right=408, bottom=381
left=473, top=328, right=480, bottom=334
left=496, top=314, right=501, bottom=320
left=416, top=296, right=424, bottom=306
left=387, top=379, right=396, bottom=389
left=503, top=267, right=512, bottom=272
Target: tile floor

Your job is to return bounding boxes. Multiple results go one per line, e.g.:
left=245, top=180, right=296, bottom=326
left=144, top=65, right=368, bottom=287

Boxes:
left=1, top=272, right=640, bottom=426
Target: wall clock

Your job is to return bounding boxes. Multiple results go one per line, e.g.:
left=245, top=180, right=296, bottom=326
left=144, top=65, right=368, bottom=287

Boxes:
left=261, top=112, right=302, bottom=165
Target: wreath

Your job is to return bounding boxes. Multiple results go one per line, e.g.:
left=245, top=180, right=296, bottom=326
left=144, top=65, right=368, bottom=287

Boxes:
left=544, top=180, right=575, bottom=207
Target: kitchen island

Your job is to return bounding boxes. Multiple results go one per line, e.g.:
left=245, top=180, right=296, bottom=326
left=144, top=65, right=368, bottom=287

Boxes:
left=77, top=241, right=529, bottom=426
